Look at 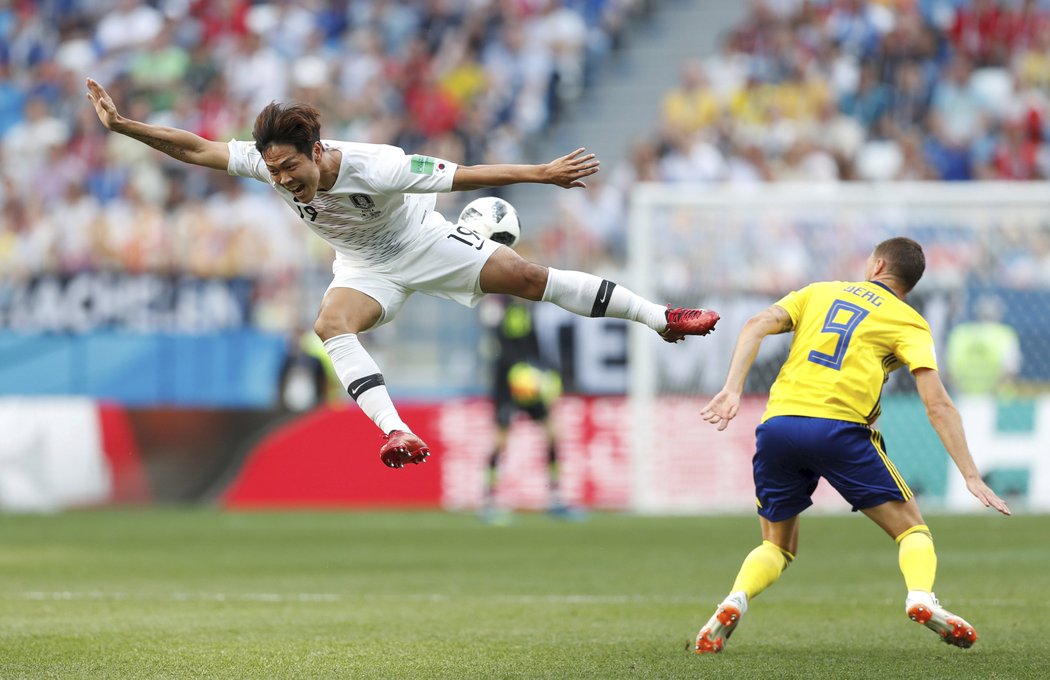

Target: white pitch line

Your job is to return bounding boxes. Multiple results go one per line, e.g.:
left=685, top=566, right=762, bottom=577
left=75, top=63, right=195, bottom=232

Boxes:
left=16, top=592, right=1030, bottom=607
left=18, top=591, right=341, bottom=603
left=391, top=594, right=703, bottom=605
left=14, top=591, right=702, bottom=605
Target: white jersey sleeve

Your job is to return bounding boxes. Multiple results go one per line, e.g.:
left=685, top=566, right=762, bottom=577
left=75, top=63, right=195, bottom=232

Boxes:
left=226, top=140, right=270, bottom=183
left=364, top=145, right=457, bottom=195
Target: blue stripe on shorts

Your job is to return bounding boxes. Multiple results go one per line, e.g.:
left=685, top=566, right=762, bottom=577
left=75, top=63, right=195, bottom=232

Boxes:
left=753, top=415, right=912, bottom=522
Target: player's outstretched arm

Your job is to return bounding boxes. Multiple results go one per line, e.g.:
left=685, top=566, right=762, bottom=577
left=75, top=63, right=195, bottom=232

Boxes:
left=451, top=148, right=599, bottom=191
left=86, top=78, right=229, bottom=171
left=701, top=305, right=792, bottom=431
left=914, top=368, right=1011, bottom=515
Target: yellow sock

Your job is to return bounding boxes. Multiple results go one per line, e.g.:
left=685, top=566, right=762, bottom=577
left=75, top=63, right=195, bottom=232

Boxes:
left=896, top=525, right=936, bottom=592
left=729, top=540, right=795, bottom=600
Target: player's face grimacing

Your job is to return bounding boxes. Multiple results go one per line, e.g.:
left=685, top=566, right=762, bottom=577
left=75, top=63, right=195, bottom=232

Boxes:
left=262, top=142, right=323, bottom=203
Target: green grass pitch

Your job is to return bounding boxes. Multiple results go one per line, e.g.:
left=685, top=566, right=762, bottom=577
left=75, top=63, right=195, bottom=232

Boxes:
left=0, top=509, right=1045, bottom=679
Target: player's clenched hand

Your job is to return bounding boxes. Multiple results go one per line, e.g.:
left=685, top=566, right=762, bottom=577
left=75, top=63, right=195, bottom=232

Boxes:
left=700, top=390, right=741, bottom=432
left=85, top=78, right=121, bottom=130
left=544, top=148, right=600, bottom=188
left=965, top=477, right=1012, bottom=516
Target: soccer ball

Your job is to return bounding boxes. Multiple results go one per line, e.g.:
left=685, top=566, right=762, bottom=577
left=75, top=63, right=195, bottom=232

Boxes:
left=458, top=196, right=521, bottom=248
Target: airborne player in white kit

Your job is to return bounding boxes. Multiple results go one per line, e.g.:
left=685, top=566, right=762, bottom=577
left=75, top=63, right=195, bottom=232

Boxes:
left=86, top=78, right=720, bottom=469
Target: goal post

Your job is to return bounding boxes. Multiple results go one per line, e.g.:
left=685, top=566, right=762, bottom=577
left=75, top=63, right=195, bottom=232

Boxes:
left=626, top=181, right=1050, bottom=514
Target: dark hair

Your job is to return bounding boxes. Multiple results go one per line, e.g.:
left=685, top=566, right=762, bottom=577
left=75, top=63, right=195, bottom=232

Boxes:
left=874, top=236, right=925, bottom=292
left=252, top=102, right=322, bottom=156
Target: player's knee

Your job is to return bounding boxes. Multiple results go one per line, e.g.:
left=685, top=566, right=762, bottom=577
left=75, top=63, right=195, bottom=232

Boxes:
left=518, top=261, right=548, bottom=300
left=314, top=302, right=380, bottom=339
left=313, top=313, right=348, bottom=341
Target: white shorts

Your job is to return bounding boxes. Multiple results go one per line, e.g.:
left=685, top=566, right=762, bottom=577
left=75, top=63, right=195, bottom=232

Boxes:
left=326, top=221, right=502, bottom=328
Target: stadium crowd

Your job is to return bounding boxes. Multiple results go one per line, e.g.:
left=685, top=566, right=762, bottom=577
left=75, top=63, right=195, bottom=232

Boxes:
left=651, top=0, right=1050, bottom=184
left=3, top=0, right=1050, bottom=327
left=548, top=0, right=1050, bottom=275
left=1, top=0, right=646, bottom=328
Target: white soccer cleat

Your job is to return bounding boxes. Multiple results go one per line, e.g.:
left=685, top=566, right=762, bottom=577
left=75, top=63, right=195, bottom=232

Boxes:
left=695, top=595, right=747, bottom=654
left=906, top=593, right=978, bottom=648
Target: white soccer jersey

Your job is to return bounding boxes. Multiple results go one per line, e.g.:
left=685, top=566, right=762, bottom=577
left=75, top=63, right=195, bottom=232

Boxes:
left=227, top=139, right=458, bottom=268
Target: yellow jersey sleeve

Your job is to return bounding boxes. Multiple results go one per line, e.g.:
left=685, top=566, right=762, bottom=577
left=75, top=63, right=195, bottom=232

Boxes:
left=773, top=286, right=808, bottom=326
left=763, top=281, right=936, bottom=425
left=895, top=327, right=938, bottom=373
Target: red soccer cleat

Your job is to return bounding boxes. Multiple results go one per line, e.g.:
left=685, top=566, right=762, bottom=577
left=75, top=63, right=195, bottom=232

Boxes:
left=660, top=306, right=720, bottom=343
left=379, top=430, right=431, bottom=469
left=907, top=597, right=978, bottom=648
left=695, top=602, right=743, bottom=654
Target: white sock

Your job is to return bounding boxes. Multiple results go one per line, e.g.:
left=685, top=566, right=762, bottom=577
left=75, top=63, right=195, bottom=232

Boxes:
left=724, top=590, right=749, bottom=614
left=541, top=268, right=667, bottom=332
left=322, top=333, right=409, bottom=435
left=906, top=589, right=936, bottom=608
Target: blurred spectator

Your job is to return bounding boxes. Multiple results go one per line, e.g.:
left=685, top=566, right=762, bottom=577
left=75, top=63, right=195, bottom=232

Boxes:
left=885, top=60, right=932, bottom=134
left=195, top=0, right=252, bottom=49
left=840, top=63, right=891, bottom=133
left=551, top=173, right=626, bottom=260
left=855, top=138, right=905, bottom=180
left=894, top=129, right=939, bottom=180
left=531, top=0, right=589, bottom=121
left=0, top=61, right=26, bottom=137
left=49, top=182, right=100, bottom=273
left=482, top=22, right=554, bottom=135
left=725, top=141, right=775, bottom=184
left=976, top=109, right=1044, bottom=180
left=1011, top=19, right=1050, bottom=93
left=658, top=128, right=727, bottom=184
left=704, top=34, right=751, bottom=100
left=1002, top=0, right=1050, bottom=55
left=933, top=55, right=989, bottom=142
left=662, top=58, right=721, bottom=135
left=827, top=0, right=890, bottom=59
left=774, top=138, right=839, bottom=182
left=247, top=0, right=320, bottom=59
left=128, top=22, right=190, bottom=111
left=95, top=0, right=164, bottom=54
left=614, top=137, right=664, bottom=187
left=224, top=30, right=290, bottom=112
left=945, top=294, right=1022, bottom=395
left=923, top=115, right=974, bottom=180
left=948, top=0, right=1005, bottom=66
left=872, top=5, right=937, bottom=84
left=3, top=96, right=70, bottom=192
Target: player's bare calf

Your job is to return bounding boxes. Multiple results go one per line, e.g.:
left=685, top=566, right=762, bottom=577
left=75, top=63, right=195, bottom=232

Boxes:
left=379, top=430, right=430, bottom=468
left=660, top=307, right=720, bottom=343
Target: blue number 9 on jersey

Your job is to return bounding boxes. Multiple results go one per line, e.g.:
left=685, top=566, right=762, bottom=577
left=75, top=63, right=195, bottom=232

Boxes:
left=808, top=300, right=869, bottom=370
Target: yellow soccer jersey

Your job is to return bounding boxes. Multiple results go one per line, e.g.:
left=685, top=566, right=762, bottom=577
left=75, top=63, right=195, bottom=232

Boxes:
left=763, top=280, right=938, bottom=425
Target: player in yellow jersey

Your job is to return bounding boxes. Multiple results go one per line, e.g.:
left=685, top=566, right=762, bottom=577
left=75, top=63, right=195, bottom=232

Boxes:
left=693, top=237, right=1011, bottom=654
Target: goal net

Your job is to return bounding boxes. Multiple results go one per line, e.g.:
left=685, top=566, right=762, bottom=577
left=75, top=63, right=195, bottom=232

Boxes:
left=625, top=182, right=1050, bottom=513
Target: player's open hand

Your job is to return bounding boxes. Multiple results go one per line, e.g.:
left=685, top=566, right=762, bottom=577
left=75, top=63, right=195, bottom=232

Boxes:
left=544, top=148, right=600, bottom=188
left=700, top=389, right=741, bottom=432
left=965, top=476, right=1012, bottom=516
left=85, top=78, right=121, bottom=130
